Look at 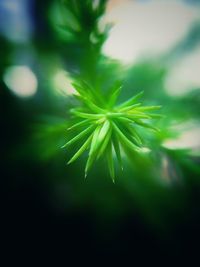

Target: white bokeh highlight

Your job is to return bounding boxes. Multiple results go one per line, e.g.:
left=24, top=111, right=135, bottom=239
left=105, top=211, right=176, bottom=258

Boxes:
left=165, top=46, right=200, bottom=96
left=53, top=69, right=76, bottom=95
left=3, top=66, right=38, bottom=98
left=163, top=121, right=200, bottom=151
left=103, top=0, right=200, bottom=64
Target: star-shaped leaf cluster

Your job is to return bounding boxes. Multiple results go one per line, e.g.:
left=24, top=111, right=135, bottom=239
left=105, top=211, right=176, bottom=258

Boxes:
left=62, top=82, right=161, bottom=181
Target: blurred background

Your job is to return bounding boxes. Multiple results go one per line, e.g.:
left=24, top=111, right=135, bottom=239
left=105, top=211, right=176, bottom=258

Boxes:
left=1, top=0, right=200, bottom=262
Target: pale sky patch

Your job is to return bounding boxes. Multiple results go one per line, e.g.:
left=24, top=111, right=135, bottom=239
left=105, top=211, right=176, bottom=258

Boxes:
left=103, top=0, right=200, bottom=64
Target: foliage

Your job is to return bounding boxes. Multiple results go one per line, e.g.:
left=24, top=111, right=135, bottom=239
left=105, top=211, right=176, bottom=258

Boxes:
left=51, top=0, right=109, bottom=83
left=62, top=81, right=161, bottom=181
left=51, top=0, right=161, bottom=180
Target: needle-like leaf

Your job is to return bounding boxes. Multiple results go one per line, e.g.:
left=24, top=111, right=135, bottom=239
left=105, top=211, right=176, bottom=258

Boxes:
left=97, top=120, right=110, bottom=143
left=67, top=119, right=90, bottom=131
left=84, top=100, right=105, bottom=113
left=119, top=103, right=141, bottom=112
left=124, top=124, right=143, bottom=146
left=112, top=132, right=123, bottom=171
left=68, top=135, right=92, bottom=164
left=97, top=126, right=112, bottom=159
left=85, top=125, right=101, bottom=176
left=106, top=141, right=115, bottom=182
left=126, top=113, right=151, bottom=119
left=62, top=124, right=94, bottom=148
left=145, top=113, right=164, bottom=119
left=112, top=122, right=141, bottom=152
left=137, top=105, right=161, bottom=111
left=71, top=110, right=103, bottom=119
left=134, top=119, right=159, bottom=131
left=118, top=91, right=144, bottom=109
left=108, top=83, right=122, bottom=107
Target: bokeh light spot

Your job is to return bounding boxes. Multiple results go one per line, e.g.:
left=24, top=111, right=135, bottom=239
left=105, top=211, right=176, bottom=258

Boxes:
left=163, top=121, right=200, bottom=151
left=165, top=46, right=200, bottom=96
left=53, top=69, right=76, bottom=95
left=103, top=0, right=199, bottom=64
left=3, top=66, right=38, bottom=98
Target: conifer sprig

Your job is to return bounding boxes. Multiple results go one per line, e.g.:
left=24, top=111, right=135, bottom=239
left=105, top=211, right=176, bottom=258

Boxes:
left=62, top=82, right=161, bottom=181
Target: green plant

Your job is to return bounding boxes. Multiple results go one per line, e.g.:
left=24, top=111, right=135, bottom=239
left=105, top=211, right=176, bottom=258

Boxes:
left=62, top=81, right=161, bottom=181
left=54, top=0, right=162, bottom=181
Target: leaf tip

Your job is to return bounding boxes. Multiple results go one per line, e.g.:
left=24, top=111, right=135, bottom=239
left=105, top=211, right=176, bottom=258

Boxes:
left=67, top=159, right=72, bottom=165
left=61, top=144, right=66, bottom=149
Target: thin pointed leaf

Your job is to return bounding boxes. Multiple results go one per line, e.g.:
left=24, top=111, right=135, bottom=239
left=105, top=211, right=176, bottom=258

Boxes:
left=117, top=116, right=135, bottom=124
left=122, top=123, right=143, bottom=146
left=127, top=125, right=143, bottom=145
left=67, top=119, right=90, bottom=131
left=71, top=82, right=85, bottom=95
left=134, top=119, right=159, bottom=131
left=85, top=120, right=111, bottom=175
left=81, top=80, right=105, bottom=106
left=112, top=133, right=123, bottom=171
left=137, top=105, right=161, bottom=111
left=62, top=125, right=94, bottom=148
left=89, top=125, right=102, bottom=155
left=106, top=141, right=115, bottom=182
left=145, top=113, right=164, bottom=119
left=114, top=121, right=141, bottom=147
left=67, top=135, right=92, bottom=164
left=97, top=126, right=112, bottom=159
left=126, top=113, right=151, bottom=119
left=71, top=82, right=93, bottom=100
left=89, top=120, right=110, bottom=158
left=85, top=125, right=101, bottom=175
left=71, top=110, right=103, bottom=119
left=118, top=91, right=144, bottom=108
left=106, top=112, right=124, bottom=118
left=116, top=117, right=142, bottom=144
left=112, top=122, right=141, bottom=152
left=108, top=83, right=122, bottom=107
left=73, top=94, right=103, bottom=113
left=84, top=100, right=105, bottom=113
left=97, top=120, right=110, bottom=143
left=119, top=103, right=141, bottom=112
